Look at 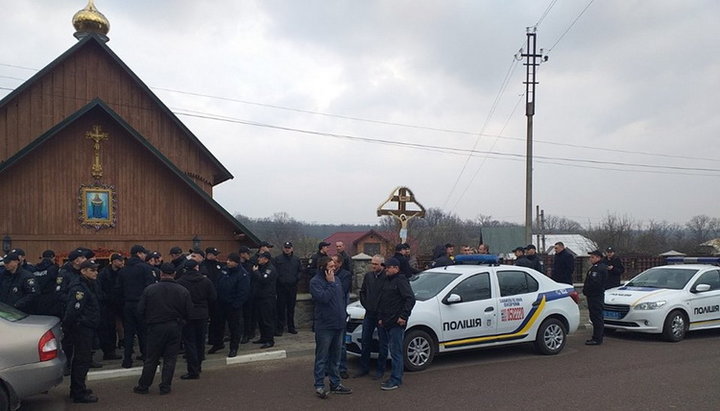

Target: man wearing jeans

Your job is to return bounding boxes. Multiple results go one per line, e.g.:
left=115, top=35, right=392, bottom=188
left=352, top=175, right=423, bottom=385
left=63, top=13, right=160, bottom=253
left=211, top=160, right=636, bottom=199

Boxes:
left=377, top=258, right=415, bottom=391
left=309, top=257, right=352, bottom=398
left=354, top=254, right=387, bottom=379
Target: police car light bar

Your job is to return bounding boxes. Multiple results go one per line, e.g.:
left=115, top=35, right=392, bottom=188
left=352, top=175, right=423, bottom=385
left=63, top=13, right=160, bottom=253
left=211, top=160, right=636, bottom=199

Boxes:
left=666, top=257, right=720, bottom=265
left=454, top=254, right=500, bottom=264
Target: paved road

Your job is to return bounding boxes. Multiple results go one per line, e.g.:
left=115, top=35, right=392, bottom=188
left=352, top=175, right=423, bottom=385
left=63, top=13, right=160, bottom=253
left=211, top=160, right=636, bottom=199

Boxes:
left=20, top=329, right=720, bottom=410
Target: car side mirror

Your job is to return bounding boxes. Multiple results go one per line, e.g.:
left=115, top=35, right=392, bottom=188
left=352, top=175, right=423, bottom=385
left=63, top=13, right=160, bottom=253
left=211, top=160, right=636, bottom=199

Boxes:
left=694, top=284, right=711, bottom=293
left=444, top=294, right=462, bottom=305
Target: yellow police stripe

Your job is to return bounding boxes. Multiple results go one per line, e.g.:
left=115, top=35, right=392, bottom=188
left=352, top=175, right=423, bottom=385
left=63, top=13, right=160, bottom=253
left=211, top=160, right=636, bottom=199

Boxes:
left=630, top=290, right=666, bottom=306
left=690, top=318, right=720, bottom=327
left=442, top=297, right=547, bottom=348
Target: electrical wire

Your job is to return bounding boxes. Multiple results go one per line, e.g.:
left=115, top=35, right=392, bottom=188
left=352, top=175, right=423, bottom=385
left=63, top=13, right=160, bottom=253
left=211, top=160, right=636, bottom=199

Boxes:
left=547, top=0, right=595, bottom=53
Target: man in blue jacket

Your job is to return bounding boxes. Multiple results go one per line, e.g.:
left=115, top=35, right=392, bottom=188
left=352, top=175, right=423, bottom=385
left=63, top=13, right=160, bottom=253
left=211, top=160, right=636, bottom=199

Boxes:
left=309, top=257, right=352, bottom=399
left=215, top=253, right=251, bottom=357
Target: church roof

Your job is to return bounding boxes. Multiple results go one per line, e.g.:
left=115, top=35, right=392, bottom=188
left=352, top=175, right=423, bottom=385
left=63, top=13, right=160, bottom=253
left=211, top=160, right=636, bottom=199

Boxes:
left=0, top=33, right=233, bottom=185
left=0, top=98, right=259, bottom=246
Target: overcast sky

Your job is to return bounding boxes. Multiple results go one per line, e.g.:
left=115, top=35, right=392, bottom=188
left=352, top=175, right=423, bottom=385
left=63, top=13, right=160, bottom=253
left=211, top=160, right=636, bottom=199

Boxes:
left=2, top=1, right=719, bottom=227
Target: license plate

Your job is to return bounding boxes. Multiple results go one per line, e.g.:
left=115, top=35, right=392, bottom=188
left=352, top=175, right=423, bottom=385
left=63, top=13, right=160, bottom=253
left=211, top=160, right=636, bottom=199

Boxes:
left=603, top=310, right=622, bottom=319
left=344, top=333, right=352, bottom=344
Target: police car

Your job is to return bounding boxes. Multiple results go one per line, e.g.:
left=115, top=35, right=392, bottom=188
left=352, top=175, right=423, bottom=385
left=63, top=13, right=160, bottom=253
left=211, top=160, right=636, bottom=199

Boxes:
left=346, top=255, right=580, bottom=371
left=603, top=257, right=720, bottom=342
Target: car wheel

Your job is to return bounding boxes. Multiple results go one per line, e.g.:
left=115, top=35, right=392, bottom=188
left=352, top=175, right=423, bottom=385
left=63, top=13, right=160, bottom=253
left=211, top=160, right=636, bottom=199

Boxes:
left=662, top=310, right=687, bottom=342
left=534, top=318, right=566, bottom=355
left=403, top=329, right=435, bottom=371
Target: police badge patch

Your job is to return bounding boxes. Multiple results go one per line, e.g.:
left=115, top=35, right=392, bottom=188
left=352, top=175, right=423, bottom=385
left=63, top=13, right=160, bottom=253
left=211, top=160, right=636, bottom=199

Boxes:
left=56, top=277, right=63, bottom=284
left=75, top=291, right=85, bottom=301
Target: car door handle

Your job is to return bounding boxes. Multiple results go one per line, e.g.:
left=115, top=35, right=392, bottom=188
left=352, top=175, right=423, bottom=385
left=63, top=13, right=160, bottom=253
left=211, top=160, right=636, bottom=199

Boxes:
left=532, top=300, right=541, bottom=307
left=484, top=307, right=494, bottom=312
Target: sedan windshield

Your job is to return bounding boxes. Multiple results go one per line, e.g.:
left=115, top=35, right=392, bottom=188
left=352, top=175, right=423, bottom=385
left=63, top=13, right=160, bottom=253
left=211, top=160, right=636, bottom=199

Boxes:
left=626, top=267, right=698, bottom=290
left=0, top=302, right=29, bottom=322
left=410, top=272, right=461, bottom=301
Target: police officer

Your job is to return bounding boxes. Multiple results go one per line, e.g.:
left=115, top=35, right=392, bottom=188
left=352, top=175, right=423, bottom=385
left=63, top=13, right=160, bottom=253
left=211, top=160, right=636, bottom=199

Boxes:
left=133, top=263, right=193, bottom=395
left=524, top=244, right=544, bottom=273
left=274, top=241, right=302, bottom=336
left=251, top=241, right=274, bottom=265
left=203, top=247, right=224, bottom=349
left=584, top=250, right=608, bottom=346
left=116, top=245, right=156, bottom=368
left=11, top=248, right=36, bottom=273
left=64, top=260, right=102, bottom=403
left=603, top=247, right=625, bottom=289
left=252, top=252, right=278, bottom=348
left=513, top=247, right=533, bottom=268
left=307, top=241, right=330, bottom=276
left=0, top=252, right=39, bottom=313
left=56, top=249, right=87, bottom=375
left=146, top=251, right=162, bottom=281
left=97, top=253, right=124, bottom=360
left=238, top=246, right=256, bottom=344
left=177, top=260, right=216, bottom=379
left=168, top=246, right=185, bottom=269
left=215, top=253, right=250, bottom=357
left=31, top=250, right=60, bottom=316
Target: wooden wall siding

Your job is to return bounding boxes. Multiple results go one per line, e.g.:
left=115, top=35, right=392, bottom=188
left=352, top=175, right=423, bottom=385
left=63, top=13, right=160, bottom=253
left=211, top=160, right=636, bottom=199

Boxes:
left=0, top=41, right=228, bottom=195
left=0, top=111, right=241, bottom=260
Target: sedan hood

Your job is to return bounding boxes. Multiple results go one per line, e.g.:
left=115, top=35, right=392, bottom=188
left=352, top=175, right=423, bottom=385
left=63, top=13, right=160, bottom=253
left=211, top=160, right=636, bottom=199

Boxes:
left=605, top=287, right=676, bottom=306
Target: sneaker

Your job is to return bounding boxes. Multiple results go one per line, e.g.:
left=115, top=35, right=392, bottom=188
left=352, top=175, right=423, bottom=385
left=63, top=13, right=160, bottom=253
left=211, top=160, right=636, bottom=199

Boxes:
left=330, top=384, right=352, bottom=394
left=381, top=381, right=399, bottom=391
left=133, top=386, right=149, bottom=395
left=73, top=393, right=99, bottom=403
left=315, top=387, right=329, bottom=399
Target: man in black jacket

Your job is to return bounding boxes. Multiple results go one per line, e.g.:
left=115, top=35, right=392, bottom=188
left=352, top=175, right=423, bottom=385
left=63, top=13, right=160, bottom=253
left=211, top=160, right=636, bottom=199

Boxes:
left=0, top=252, right=39, bottom=313
left=583, top=250, right=608, bottom=346
left=252, top=252, right=278, bottom=348
left=552, top=242, right=575, bottom=285
left=97, top=253, right=124, bottom=360
left=177, top=260, right=216, bottom=379
left=214, top=253, right=250, bottom=357
left=203, top=247, right=225, bottom=349
left=376, top=258, right=415, bottom=391
left=524, top=244, right=544, bottom=273
left=603, top=247, right=625, bottom=289
left=274, top=241, right=302, bottom=336
left=392, top=244, right=415, bottom=278
left=30, top=249, right=60, bottom=316
left=238, top=246, right=256, bottom=344
left=513, top=247, right=533, bottom=269
left=354, top=255, right=387, bottom=379
left=134, top=263, right=193, bottom=395
left=307, top=241, right=330, bottom=277
left=64, top=260, right=102, bottom=403
left=116, top=244, right=156, bottom=368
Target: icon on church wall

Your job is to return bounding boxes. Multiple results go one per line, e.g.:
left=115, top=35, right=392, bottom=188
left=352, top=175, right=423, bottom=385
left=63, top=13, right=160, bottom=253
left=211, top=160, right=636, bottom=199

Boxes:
left=78, top=184, right=117, bottom=230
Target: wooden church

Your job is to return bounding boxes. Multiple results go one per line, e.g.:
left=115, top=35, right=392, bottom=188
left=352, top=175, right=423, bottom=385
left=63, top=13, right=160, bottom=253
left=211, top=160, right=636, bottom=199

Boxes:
left=0, top=1, right=259, bottom=262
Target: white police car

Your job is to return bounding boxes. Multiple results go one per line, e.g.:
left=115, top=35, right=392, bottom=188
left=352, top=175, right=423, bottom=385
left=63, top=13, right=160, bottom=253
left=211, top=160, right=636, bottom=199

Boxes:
left=603, top=257, right=720, bottom=342
left=346, top=255, right=580, bottom=371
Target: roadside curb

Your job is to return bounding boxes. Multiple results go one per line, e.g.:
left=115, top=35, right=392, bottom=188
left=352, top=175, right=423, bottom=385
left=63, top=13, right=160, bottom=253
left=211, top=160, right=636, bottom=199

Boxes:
left=87, top=349, right=289, bottom=381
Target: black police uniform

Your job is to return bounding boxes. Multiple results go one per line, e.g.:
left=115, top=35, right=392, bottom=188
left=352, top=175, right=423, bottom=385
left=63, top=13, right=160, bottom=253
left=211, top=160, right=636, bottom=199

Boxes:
left=216, top=265, right=251, bottom=354
left=241, top=259, right=256, bottom=343
left=63, top=274, right=101, bottom=402
left=202, top=258, right=225, bottom=348
left=115, top=256, right=156, bottom=367
left=135, top=278, right=193, bottom=393
left=252, top=262, right=278, bottom=346
left=177, top=267, right=217, bottom=377
left=0, top=267, right=39, bottom=313
left=97, top=264, right=122, bottom=358
left=583, top=262, right=608, bottom=344
left=31, top=258, right=60, bottom=316
left=602, top=255, right=625, bottom=289
left=273, top=252, right=302, bottom=334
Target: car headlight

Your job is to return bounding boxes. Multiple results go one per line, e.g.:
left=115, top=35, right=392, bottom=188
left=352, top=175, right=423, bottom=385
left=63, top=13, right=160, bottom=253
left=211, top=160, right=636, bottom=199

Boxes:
left=634, top=301, right=667, bottom=310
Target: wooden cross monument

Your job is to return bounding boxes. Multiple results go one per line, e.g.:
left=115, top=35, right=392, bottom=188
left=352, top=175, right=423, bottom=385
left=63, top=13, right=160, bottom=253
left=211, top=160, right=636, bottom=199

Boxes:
left=377, top=186, right=426, bottom=243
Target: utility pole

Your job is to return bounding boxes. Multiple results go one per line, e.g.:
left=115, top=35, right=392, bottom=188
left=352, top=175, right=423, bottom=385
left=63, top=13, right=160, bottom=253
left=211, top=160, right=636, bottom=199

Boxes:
left=517, top=27, right=547, bottom=245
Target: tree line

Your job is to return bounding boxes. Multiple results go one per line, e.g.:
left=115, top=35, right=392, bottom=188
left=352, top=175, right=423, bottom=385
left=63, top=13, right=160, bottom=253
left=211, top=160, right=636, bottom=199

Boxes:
left=235, top=210, right=720, bottom=258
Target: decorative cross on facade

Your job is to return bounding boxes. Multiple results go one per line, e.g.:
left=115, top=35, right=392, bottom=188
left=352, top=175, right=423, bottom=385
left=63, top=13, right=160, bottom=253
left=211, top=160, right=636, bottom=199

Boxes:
left=85, top=125, right=108, bottom=180
left=377, top=186, right=426, bottom=243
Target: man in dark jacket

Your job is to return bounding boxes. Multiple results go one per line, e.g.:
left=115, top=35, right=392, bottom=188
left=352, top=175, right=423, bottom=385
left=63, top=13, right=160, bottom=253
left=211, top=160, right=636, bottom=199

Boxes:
left=252, top=252, right=278, bottom=348
left=203, top=247, right=225, bottom=349
left=274, top=241, right=302, bottom=336
left=64, top=260, right=102, bottom=403
left=213, top=253, right=250, bottom=357
left=335, top=242, right=353, bottom=275
left=376, top=258, right=415, bottom=391
left=331, top=254, right=353, bottom=379
left=116, top=245, right=156, bottom=368
left=97, top=253, right=124, bottom=360
left=306, top=241, right=330, bottom=277
left=55, top=249, right=87, bottom=375
left=431, top=244, right=454, bottom=268
left=30, top=249, right=60, bottom=316
left=392, top=244, right=415, bottom=278
left=524, top=244, right=544, bottom=273
left=0, top=252, right=39, bottom=313
left=552, top=242, right=575, bottom=285
left=177, top=260, right=216, bottom=379
left=310, top=256, right=352, bottom=398
left=354, top=254, right=387, bottom=379
left=602, top=247, right=625, bottom=289
left=169, top=247, right=185, bottom=269
left=583, top=250, right=608, bottom=346
left=513, top=247, right=533, bottom=269
left=238, top=246, right=256, bottom=344
left=134, top=263, right=192, bottom=395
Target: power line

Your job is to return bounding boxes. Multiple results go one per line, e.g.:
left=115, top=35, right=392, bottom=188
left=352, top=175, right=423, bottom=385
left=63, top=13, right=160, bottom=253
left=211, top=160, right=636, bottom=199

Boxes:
left=547, top=0, right=595, bottom=53
left=535, top=0, right=558, bottom=28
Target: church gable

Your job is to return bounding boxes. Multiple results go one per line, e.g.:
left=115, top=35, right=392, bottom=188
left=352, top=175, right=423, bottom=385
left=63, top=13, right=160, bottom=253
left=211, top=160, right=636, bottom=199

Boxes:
left=0, top=34, right=232, bottom=194
left=0, top=100, right=257, bottom=245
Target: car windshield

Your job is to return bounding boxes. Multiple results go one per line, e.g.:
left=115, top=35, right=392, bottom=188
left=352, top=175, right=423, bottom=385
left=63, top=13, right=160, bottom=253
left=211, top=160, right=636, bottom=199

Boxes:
left=0, top=302, right=29, bottom=322
left=626, top=267, right=698, bottom=290
left=410, top=271, right=461, bottom=301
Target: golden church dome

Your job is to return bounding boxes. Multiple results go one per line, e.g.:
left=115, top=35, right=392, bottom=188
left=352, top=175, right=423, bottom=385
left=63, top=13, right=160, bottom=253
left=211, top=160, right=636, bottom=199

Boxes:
left=72, top=0, right=110, bottom=41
